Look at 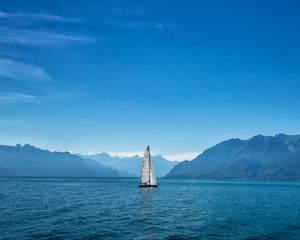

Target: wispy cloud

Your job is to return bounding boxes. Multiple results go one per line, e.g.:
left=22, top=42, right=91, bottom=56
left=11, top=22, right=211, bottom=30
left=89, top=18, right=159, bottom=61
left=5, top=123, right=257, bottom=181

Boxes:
left=0, top=92, right=37, bottom=103
left=99, top=2, right=175, bottom=31
left=84, top=151, right=143, bottom=157
left=0, top=11, right=78, bottom=22
left=0, top=28, right=96, bottom=46
left=94, top=3, right=151, bottom=17
left=163, top=152, right=200, bottom=161
left=0, top=58, right=50, bottom=81
left=0, top=9, right=95, bottom=103
left=110, top=6, right=151, bottom=17
left=0, top=119, right=26, bottom=126
left=107, top=151, right=144, bottom=158
left=104, top=19, right=175, bottom=31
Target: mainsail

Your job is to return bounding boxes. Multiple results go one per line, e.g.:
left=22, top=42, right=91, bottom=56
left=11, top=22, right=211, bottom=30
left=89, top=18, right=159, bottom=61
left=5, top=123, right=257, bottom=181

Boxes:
left=140, top=146, right=157, bottom=187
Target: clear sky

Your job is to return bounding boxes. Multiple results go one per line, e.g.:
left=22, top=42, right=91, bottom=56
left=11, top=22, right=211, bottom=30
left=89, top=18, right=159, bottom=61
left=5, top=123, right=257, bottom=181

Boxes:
left=0, top=0, right=300, bottom=160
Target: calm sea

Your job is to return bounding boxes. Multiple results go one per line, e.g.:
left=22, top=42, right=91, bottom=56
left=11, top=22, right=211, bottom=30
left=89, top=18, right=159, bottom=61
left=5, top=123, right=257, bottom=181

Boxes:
left=1, top=178, right=300, bottom=240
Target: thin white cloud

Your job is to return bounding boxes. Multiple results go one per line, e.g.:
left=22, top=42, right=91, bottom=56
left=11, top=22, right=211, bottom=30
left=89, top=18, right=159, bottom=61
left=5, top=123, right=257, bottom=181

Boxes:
left=108, top=151, right=144, bottom=158
left=163, top=152, right=200, bottom=161
left=0, top=10, right=95, bottom=103
left=0, top=11, right=78, bottom=22
left=104, top=19, right=175, bottom=31
left=0, top=11, right=9, bottom=17
left=111, top=6, right=150, bottom=17
left=0, top=58, right=50, bottom=81
left=94, top=3, right=151, bottom=17
left=0, top=92, right=37, bottom=102
left=0, top=28, right=96, bottom=46
left=99, top=151, right=199, bottom=161
left=0, top=119, right=25, bottom=126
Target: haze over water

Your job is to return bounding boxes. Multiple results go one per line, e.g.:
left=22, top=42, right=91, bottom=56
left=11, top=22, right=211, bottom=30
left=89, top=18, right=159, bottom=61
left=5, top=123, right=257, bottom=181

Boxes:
left=1, top=178, right=300, bottom=240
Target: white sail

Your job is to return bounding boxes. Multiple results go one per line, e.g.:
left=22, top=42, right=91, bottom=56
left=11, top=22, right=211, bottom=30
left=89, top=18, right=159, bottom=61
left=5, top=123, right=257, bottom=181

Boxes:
left=149, top=160, right=157, bottom=185
left=140, top=146, right=157, bottom=186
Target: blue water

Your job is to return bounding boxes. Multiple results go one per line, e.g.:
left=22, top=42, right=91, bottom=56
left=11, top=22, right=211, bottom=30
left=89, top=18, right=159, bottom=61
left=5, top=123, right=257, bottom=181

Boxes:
left=1, top=178, right=300, bottom=240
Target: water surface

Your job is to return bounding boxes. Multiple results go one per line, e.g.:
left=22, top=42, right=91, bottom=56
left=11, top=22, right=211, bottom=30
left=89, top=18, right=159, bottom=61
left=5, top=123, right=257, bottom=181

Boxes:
left=1, top=178, right=300, bottom=239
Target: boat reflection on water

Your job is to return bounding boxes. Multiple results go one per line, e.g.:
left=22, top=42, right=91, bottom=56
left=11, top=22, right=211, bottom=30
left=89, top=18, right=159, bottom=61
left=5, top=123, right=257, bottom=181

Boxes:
left=140, top=186, right=156, bottom=198
left=139, top=187, right=156, bottom=215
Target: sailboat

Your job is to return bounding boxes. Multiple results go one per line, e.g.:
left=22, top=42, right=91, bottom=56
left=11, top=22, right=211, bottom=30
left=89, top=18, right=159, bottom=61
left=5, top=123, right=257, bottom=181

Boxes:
left=139, top=146, right=158, bottom=187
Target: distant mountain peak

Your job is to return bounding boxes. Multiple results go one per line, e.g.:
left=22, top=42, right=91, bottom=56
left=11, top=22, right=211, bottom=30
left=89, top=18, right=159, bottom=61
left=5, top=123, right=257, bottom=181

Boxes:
left=166, top=133, right=300, bottom=180
left=0, top=144, right=120, bottom=177
left=275, top=133, right=287, bottom=138
left=97, top=152, right=111, bottom=158
left=22, top=143, right=38, bottom=150
left=83, top=151, right=178, bottom=177
left=253, top=134, right=265, bottom=138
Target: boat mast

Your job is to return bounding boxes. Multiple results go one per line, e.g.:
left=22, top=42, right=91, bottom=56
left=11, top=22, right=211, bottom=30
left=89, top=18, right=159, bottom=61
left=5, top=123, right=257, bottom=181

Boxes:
left=148, top=146, right=151, bottom=184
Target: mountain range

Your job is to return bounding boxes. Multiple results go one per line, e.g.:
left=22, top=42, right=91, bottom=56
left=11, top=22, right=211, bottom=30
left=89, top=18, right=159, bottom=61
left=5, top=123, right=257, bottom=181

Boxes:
left=166, top=134, right=300, bottom=180
left=80, top=153, right=178, bottom=177
left=0, top=144, right=177, bottom=178
left=1, top=134, right=300, bottom=180
left=0, top=144, right=120, bottom=177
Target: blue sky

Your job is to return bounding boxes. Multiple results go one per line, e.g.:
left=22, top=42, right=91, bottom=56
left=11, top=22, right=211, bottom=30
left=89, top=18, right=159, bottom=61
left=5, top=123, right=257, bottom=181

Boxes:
left=0, top=0, right=300, bottom=160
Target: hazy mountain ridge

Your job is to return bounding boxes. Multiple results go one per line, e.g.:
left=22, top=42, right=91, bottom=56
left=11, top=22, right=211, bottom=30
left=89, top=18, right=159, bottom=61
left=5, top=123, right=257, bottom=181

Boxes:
left=81, top=153, right=179, bottom=177
left=166, top=134, right=300, bottom=180
left=0, top=144, right=120, bottom=177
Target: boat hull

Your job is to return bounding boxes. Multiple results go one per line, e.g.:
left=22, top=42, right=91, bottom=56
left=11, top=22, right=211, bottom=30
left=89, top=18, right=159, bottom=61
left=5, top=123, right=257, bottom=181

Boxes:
left=139, top=184, right=158, bottom=188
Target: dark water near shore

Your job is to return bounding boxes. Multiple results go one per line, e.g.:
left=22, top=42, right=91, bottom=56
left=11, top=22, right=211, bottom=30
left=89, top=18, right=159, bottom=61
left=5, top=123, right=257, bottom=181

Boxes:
left=1, top=178, right=300, bottom=240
